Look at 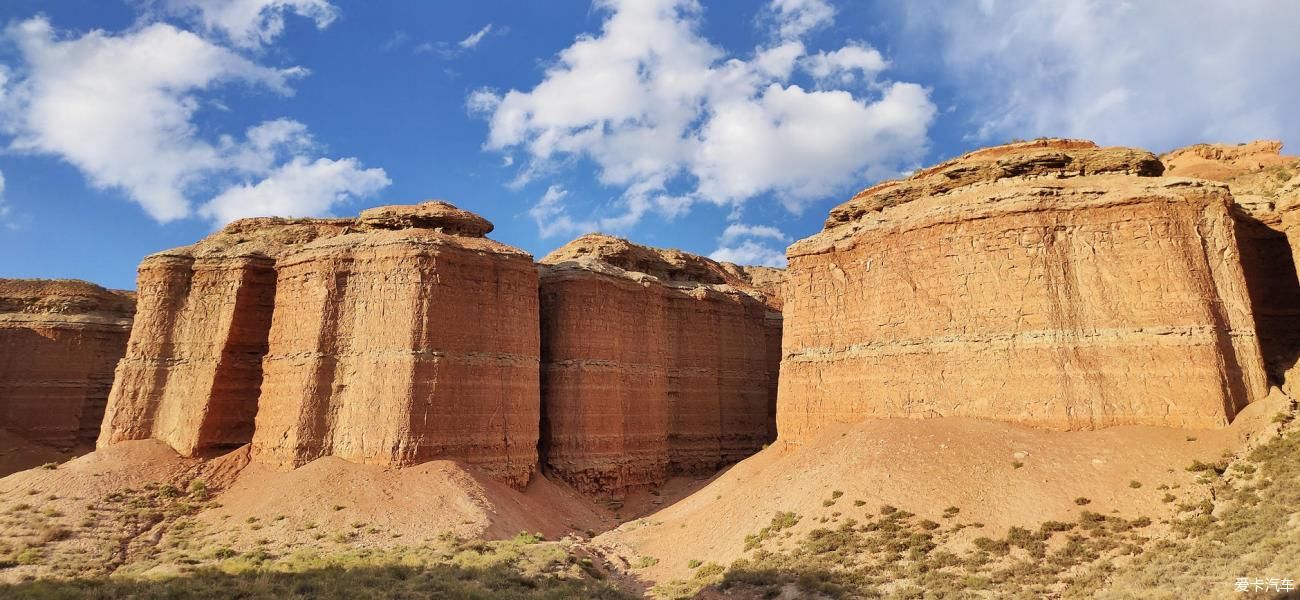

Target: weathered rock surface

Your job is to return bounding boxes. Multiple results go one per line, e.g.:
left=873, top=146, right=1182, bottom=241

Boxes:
left=538, top=235, right=780, bottom=496
left=99, top=219, right=351, bottom=456
left=1, top=279, right=134, bottom=449
left=1164, top=141, right=1300, bottom=384
left=249, top=202, right=540, bottom=489
left=779, top=139, right=1268, bottom=443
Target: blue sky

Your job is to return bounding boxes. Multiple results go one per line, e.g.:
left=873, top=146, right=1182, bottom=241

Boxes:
left=1, top=0, right=1297, bottom=290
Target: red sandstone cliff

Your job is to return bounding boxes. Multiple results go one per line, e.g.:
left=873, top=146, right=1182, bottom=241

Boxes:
left=0, top=279, right=134, bottom=449
left=538, top=235, right=781, bottom=496
left=1163, top=141, right=1300, bottom=385
left=779, top=139, right=1268, bottom=442
left=250, top=202, right=541, bottom=488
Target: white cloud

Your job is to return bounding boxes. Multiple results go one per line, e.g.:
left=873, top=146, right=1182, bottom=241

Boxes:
left=162, top=0, right=338, bottom=48
left=767, top=0, right=835, bottom=40
left=0, top=17, right=388, bottom=225
left=712, top=222, right=789, bottom=267
left=0, top=170, right=12, bottom=229
left=459, top=24, right=493, bottom=49
left=475, top=0, right=935, bottom=233
left=804, top=43, right=887, bottom=84
left=720, top=222, right=788, bottom=244
left=710, top=239, right=787, bottom=267
left=906, top=1, right=1300, bottom=150
left=200, top=156, right=389, bottom=224
left=0, top=17, right=300, bottom=221
left=528, top=184, right=597, bottom=239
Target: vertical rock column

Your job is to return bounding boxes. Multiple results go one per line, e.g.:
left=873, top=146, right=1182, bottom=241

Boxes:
left=99, top=254, right=277, bottom=455
left=97, top=218, right=349, bottom=456
left=252, top=202, right=541, bottom=489
left=538, top=267, right=670, bottom=495
left=538, top=235, right=782, bottom=496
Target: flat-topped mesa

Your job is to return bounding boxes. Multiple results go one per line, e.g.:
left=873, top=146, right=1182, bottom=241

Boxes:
left=538, top=234, right=781, bottom=496
left=779, top=139, right=1268, bottom=443
left=825, top=138, right=1165, bottom=230
left=1, top=279, right=134, bottom=449
left=1162, top=141, right=1300, bottom=385
left=250, top=202, right=540, bottom=489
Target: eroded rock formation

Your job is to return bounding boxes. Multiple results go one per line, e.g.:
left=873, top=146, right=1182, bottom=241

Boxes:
left=779, top=139, right=1268, bottom=443
left=538, top=235, right=781, bottom=495
left=250, top=202, right=541, bottom=488
left=1164, top=141, right=1300, bottom=384
left=1, top=279, right=134, bottom=449
left=100, top=202, right=541, bottom=487
left=99, top=218, right=350, bottom=456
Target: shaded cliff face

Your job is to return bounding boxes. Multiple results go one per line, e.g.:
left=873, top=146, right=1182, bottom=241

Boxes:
left=1164, top=141, right=1300, bottom=385
left=779, top=139, right=1268, bottom=443
left=538, top=235, right=781, bottom=496
left=250, top=205, right=541, bottom=488
left=0, top=279, right=134, bottom=449
left=99, top=219, right=352, bottom=456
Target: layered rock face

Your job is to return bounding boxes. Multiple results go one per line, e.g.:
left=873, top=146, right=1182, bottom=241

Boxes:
left=99, top=219, right=350, bottom=456
left=779, top=139, right=1268, bottom=443
left=0, top=279, right=134, bottom=448
left=250, top=203, right=541, bottom=488
left=538, top=235, right=781, bottom=495
left=1164, top=141, right=1300, bottom=382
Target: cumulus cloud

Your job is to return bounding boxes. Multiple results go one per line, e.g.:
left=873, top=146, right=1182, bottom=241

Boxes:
left=767, top=0, right=835, bottom=40
left=710, top=240, right=787, bottom=267
left=162, top=0, right=338, bottom=48
left=803, top=43, right=887, bottom=84
left=906, top=1, right=1300, bottom=150
left=474, top=0, right=935, bottom=236
left=200, top=156, right=390, bottom=224
left=528, top=184, right=596, bottom=239
left=720, top=222, right=788, bottom=244
left=0, top=17, right=388, bottom=225
left=459, top=24, right=494, bottom=49
left=711, top=222, right=789, bottom=267
left=0, top=170, right=12, bottom=229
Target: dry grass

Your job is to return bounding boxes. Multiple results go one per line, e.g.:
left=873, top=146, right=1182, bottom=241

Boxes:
left=682, top=409, right=1300, bottom=600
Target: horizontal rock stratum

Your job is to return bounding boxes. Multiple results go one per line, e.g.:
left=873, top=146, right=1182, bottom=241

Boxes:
left=779, top=139, right=1269, bottom=442
left=0, top=279, right=134, bottom=449
left=538, top=235, right=781, bottom=496
left=250, top=202, right=541, bottom=488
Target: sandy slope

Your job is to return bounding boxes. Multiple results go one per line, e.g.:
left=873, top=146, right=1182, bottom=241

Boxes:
left=599, top=392, right=1289, bottom=585
left=195, top=454, right=616, bottom=549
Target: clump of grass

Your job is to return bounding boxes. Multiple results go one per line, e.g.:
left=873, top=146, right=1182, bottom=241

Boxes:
left=1074, top=497, right=1091, bottom=506
left=633, top=555, right=659, bottom=569
left=186, top=480, right=209, bottom=501
left=1128, top=480, right=1142, bottom=489
left=511, top=531, right=544, bottom=545
left=743, top=512, right=801, bottom=551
